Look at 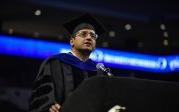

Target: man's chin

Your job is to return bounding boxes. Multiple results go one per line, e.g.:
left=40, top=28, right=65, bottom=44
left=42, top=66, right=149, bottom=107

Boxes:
left=81, top=47, right=93, bottom=52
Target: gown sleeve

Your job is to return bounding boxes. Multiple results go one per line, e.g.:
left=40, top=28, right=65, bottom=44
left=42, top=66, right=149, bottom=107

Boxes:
left=29, top=58, right=64, bottom=112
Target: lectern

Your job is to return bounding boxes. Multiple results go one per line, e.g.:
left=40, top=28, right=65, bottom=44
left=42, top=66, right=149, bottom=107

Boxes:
left=60, top=76, right=179, bottom=112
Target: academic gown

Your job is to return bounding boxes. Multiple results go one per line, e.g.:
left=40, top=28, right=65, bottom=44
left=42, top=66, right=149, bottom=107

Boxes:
left=29, top=53, right=103, bottom=112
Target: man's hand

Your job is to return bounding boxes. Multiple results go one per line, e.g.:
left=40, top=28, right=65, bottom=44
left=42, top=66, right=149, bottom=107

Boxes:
left=49, top=103, right=61, bottom=112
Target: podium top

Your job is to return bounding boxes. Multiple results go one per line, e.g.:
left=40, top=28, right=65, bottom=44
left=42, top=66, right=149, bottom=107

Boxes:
left=61, top=76, right=179, bottom=112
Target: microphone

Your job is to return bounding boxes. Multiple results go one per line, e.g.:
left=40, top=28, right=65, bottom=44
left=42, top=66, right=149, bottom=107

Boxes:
left=96, top=63, right=113, bottom=76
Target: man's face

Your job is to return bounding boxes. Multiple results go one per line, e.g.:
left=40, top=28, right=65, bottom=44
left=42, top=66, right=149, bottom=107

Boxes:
left=70, top=29, right=97, bottom=52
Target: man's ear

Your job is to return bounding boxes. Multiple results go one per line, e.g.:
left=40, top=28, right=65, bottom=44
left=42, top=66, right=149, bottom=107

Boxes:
left=70, top=38, right=74, bottom=47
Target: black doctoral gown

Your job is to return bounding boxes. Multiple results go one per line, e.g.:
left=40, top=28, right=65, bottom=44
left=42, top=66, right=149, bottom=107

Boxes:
left=29, top=53, right=103, bottom=112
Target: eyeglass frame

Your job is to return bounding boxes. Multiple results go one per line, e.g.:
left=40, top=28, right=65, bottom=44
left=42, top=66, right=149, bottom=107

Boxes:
left=74, top=30, right=98, bottom=40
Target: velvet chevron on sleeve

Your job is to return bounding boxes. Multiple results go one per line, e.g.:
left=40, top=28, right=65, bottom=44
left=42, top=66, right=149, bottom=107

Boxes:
left=29, top=58, right=64, bottom=112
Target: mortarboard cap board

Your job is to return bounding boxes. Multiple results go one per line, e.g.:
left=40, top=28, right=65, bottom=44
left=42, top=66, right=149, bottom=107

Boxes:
left=63, top=13, right=106, bottom=36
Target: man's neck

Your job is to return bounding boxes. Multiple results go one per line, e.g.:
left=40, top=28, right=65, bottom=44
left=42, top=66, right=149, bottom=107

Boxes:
left=71, top=49, right=90, bottom=61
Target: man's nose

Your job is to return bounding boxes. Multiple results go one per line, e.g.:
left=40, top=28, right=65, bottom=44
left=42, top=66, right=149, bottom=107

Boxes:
left=85, top=34, right=93, bottom=40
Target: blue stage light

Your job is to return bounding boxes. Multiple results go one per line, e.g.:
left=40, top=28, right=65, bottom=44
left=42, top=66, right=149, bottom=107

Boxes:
left=0, top=34, right=179, bottom=73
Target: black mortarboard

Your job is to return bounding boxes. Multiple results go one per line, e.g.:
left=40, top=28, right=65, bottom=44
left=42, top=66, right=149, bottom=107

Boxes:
left=63, top=13, right=106, bottom=36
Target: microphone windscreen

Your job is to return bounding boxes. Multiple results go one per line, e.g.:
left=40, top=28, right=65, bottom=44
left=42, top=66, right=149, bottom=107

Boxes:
left=96, top=63, right=105, bottom=70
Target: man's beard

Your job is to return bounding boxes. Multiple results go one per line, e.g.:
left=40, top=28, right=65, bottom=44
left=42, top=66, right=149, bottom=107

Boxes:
left=78, top=48, right=94, bottom=55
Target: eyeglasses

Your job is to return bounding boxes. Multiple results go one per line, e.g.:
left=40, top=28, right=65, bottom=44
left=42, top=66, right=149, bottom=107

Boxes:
left=75, top=31, right=98, bottom=40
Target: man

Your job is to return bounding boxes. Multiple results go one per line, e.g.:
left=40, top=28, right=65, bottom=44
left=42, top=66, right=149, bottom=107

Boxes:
left=29, top=13, right=106, bottom=112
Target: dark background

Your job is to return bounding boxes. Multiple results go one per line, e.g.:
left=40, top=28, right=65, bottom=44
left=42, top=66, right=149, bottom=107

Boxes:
left=0, top=0, right=179, bottom=111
